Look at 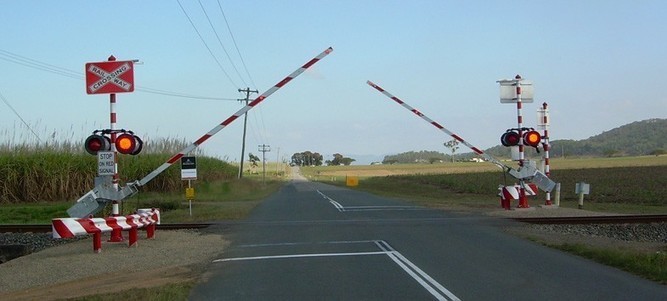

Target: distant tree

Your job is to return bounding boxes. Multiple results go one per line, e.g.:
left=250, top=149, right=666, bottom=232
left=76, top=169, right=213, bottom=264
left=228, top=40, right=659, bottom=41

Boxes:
left=303, top=151, right=314, bottom=166
left=649, top=149, right=666, bottom=156
left=428, top=157, right=440, bottom=164
left=329, top=153, right=343, bottom=166
left=603, top=149, right=620, bottom=157
left=326, top=153, right=355, bottom=166
left=382, top=159, right=398, bottom=165
left=341, top=157, right=356, bottom=166
left=248, top=153, right=260, bottom=167
left=291, top=152, right=303, bottom=166
left=312, top=152, right=324, bottom=166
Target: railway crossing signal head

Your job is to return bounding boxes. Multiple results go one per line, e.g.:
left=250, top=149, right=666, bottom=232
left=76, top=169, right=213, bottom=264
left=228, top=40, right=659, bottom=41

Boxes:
left=501, top=129, right=542, bottom=148
left=84, top=132, right=143, bottom=155
left=84, top=134, right=111, bottom=155
left=501, top=130, right=520, bottom=146
left=115, top=133, right=143, bottom=155
left=523, top=130, right=542, bottom=147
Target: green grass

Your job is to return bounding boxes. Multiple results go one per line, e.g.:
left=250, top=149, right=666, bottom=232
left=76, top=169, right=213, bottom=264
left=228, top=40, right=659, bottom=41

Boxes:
left=61, top=282, right=194, bottom=301
left=548, top=243, right=667, bottom=284
left=0, top=202, right=71, bottom=224
left=126, top=178, right=284, bottom=222
left=0, top=178, right=284, bottom=224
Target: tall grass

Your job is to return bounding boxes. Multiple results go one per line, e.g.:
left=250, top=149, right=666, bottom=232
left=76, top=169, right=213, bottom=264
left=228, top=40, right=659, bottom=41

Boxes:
left=0, top=126, right=236, bottom=204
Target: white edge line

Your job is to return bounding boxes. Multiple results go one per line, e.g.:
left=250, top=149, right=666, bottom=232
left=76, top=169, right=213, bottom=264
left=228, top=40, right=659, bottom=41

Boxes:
left=381, top=250, right=449, bottom=301
left=318, top=190, right=344, bottom=212
left=391, top=250, right=461, bottom=301
left=238, top=240, right=379, bottom=248
left=375, top=241, right=460, bottom=301
left=213, top=251, right=387, bottom=263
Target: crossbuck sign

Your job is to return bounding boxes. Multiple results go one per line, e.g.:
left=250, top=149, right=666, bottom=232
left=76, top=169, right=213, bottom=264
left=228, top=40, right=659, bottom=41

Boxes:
left=85, top=60, right=135, bottom=94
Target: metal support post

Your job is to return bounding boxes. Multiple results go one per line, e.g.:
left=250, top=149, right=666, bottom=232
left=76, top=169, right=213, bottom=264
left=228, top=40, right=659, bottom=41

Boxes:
left=108, top=54, right=124, bottom=242
left=514, top=75, right=529, bottom=208
left=539, top=102, right=552, bottom=205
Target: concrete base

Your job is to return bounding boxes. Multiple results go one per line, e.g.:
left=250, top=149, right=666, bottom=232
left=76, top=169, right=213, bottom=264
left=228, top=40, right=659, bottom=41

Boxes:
left=539, top=205, right=560, bottom=209
left=512, top=207, right=536, bottom=212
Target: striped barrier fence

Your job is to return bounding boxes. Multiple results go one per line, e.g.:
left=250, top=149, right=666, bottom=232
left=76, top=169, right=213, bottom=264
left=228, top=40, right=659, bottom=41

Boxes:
left=52, top=208, right=160, bottom=253
left=498, top=184, right=538, bottom=210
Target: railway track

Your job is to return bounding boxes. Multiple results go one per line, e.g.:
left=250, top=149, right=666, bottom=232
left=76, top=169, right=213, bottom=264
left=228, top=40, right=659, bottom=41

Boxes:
left=1, top=215, right=666, bottom=233
left=511, top=214, right=667, bottom=224
left=0, top=223, right=213, bottom=233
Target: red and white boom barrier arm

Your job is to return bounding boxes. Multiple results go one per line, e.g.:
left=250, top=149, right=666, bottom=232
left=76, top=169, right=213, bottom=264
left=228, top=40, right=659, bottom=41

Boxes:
left=135, top=47, right=334, bottom=187
left=366, top=80, right=512, bottom=172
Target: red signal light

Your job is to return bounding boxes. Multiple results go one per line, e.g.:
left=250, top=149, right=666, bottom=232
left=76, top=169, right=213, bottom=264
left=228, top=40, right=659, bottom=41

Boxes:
left=84, top=134, right=111, bottom=155
left=523, top=130, right=541, bottom=147
left=501, top=131, right=520, bottom=146
left=115, top=133, right=143, bottom=155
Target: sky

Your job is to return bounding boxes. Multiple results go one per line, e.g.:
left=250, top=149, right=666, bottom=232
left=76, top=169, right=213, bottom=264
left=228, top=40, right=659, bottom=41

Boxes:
left=1, top=0, right=666, bottom=165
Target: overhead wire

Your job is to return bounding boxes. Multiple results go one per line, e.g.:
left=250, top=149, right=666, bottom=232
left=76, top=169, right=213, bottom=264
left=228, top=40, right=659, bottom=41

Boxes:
left=0, top=48, right=237, bottom=101
left=176, top=0, right=239, bottom=89
left=198, top=0, right=248, bottom=88
left=217, top=0, right=257, bottom=89
left=215, top=1, right=268, bottom=144
left=0, top=88, right=43, bottom=143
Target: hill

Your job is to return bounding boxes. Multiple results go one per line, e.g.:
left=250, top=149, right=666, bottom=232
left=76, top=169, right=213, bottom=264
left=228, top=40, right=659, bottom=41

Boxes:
left=384, top=118, right=667, bottom=163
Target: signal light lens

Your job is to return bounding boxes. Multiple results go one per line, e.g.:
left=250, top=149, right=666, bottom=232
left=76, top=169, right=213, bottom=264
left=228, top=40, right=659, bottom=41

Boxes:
left=501, top=131, right=520, bottom=146
left=84, top=135, right=111, bottom=155
left=523, top=130, right=541, bottom=147
left=115, top=134, right=143, bottom=155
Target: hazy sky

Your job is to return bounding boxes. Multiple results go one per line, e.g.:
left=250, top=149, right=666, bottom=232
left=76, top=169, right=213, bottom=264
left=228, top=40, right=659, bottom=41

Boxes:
left=1, top=1, right=665, bottom=164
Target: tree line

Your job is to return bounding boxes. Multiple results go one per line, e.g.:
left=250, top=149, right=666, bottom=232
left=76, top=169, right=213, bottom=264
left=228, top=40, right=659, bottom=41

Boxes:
left=291, top=151, right=355, bottom=166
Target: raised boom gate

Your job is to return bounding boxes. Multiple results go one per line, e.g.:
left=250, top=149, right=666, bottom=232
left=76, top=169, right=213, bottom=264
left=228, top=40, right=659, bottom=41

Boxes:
left=64, top=47, right=334, bottom=219
left=366, top=80, right=556, bottom=206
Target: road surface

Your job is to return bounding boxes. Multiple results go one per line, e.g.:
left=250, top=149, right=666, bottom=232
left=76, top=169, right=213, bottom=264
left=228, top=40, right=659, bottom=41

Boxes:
left=189, top=168, right=666, bottom=300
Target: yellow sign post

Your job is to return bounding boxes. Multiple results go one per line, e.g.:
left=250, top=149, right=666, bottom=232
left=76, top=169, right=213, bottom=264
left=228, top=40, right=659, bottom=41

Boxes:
left=346, top=176, right=359, bottom=187
left=185, top=187, right=195, bottom=199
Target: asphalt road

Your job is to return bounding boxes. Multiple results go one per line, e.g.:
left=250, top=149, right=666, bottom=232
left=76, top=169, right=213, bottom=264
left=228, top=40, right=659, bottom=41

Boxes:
left=189, top=170, right=666, bottom=300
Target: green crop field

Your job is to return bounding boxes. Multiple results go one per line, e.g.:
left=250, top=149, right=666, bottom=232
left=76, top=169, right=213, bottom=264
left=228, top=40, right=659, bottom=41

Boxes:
left=0, top=134, right=290, bottom=223
left=300, top=155, right=667, bottom=214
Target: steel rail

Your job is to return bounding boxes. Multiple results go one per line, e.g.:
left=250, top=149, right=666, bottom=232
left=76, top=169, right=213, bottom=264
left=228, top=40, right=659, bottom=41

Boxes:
left=0, top=223, right=213, bottom=234
left=511, top=214, right=667, bottom=224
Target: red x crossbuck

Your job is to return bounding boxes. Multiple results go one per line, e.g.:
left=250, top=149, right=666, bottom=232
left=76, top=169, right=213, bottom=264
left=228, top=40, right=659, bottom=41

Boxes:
left=85, top=60, right=135, bottom=94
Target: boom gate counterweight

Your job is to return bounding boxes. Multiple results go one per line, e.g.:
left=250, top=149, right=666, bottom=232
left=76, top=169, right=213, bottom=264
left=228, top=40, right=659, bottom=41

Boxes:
left=67, top=47, right=334, bottom=218
left=366, top=80, right=555, bottom=194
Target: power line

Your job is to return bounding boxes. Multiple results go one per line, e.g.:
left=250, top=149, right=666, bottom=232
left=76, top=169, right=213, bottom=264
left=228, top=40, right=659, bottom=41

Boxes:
left=176, top=0, right=239, bottom=88
left=0, top=48, right=237, bottom=101
left=217, top=0, right=257, bottom=89
left=0, top=88, right=42, bottom=143
left=0, top=49, right=82, bottom=80
left=198, top=0, right=247, bottom=87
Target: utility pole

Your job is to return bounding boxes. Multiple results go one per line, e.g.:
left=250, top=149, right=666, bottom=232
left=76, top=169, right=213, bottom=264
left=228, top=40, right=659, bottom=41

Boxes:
left=275, top=147, right=280, bottom=176
left=237, top=87, right=258, bottom=179
left=258, top=144, right=271, bottom=184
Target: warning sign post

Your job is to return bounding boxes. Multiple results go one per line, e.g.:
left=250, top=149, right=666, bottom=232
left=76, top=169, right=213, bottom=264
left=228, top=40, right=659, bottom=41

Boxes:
left=85, top=60, right=135, bottom=94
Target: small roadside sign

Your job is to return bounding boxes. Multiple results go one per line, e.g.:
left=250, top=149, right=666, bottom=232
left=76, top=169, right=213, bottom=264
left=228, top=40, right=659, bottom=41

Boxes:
left=186, top=187, right=195, bottom=200
left=98, top=151, right=115, bottom=176
left=181, top=156, right=197, bottom=180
